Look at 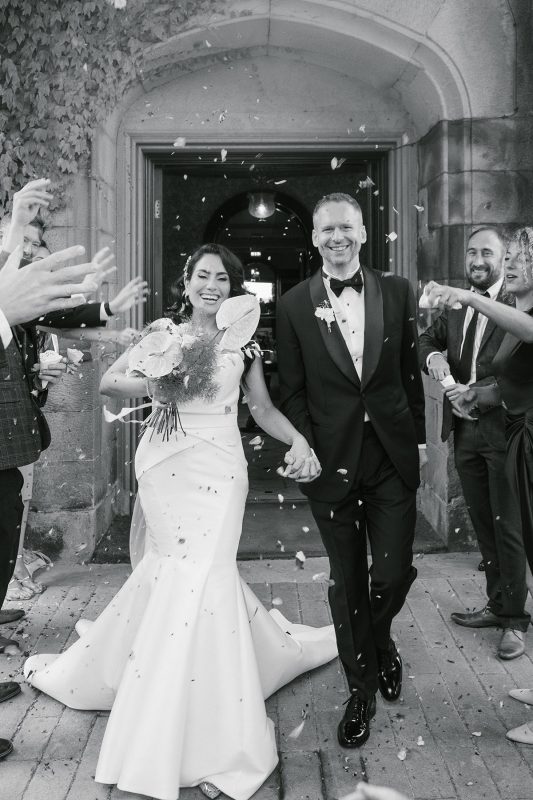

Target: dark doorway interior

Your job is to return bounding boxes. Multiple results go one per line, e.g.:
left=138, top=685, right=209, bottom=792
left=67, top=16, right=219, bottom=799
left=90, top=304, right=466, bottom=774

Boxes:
left=144, top=147, right=389, bottom=321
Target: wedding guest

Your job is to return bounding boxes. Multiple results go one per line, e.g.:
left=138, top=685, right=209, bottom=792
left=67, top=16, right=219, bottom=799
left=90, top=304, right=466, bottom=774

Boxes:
left=423, top=226, right=533, bottom=744
left=419, top=226, right=529, bottom=659
left=1, top=182, right=147, bottom=601
left=0, top=231, right=99, bottom=761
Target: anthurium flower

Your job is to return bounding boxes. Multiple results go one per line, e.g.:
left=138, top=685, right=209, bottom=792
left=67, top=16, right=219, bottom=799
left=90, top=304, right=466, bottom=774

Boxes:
left=127, top=330, right=183, bottom=378
left=216, top=294, right=260, bottom=350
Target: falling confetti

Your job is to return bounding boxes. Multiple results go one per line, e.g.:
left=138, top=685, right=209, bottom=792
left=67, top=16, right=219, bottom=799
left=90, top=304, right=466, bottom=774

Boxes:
left=386, top=232, right=398, bottom=242
left=330, top=157, right=346, bottom=170
left=337, top=468, right=348, bottom=475
left=414, top=204, right=425, bottom=212
left=288, top=719, right=306, bottom=739
left=312, top=572, right=328, bottom=582
left=278, top=494, right=284, bottom=504
left=417, top=736, right=425, bottom=746
left=358, top=176, right=375, bottom=189
left=221, top=148, right=228, bottom=162
left=397, top=748, right=407, bottom=761
left=295, top=551, right=306, bottom=568
left=302, top=526, right=310, bottom=533
left=358, top=124, right=366, bottom=133
left=272, top=597, right=283, bottom=607
left=173, top=137, right=187, bottom=148
left=471, top=731, right=482, bottom=737
left=249, top=435, right=263, bottom=446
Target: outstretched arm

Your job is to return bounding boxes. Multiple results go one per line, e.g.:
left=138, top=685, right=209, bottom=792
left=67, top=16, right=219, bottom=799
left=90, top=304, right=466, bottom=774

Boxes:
left=99, top=347, right=148, bottom=398
left=244, top=355, right=321, bottom=482
left=425, top=281, right=533, bottom=342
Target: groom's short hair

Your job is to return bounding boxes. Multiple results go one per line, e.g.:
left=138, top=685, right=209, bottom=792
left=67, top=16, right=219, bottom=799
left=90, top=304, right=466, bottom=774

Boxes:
left=313, top=193, right=363, bottom=222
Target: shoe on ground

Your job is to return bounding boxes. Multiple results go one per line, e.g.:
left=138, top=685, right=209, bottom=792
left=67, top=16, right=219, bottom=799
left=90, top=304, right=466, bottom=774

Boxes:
left=509, top=688, right=533, bottom=705
left=0, top=636, right=20, bottom=654
left=0, top=609, right=25, bottom=625
left=337, top=692, right=376, bottom=748
left=199, top=782, right=221, bottom=798
left=0, top=682, right=21, bottom=703
left=5, top=579, right=33, bottom=602
left=377, top=639, right=402, bottom=701
left=498, top=629, right=525, bottom=660
left=506, top=721, right=533, bottom=744
left=450, top=606, right=500, bottom=628
left=0, top=739, right=13, bottom=760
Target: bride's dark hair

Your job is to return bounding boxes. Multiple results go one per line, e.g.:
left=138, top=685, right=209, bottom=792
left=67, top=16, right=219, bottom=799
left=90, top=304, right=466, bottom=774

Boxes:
left=166, top=243, right=248, bottom=323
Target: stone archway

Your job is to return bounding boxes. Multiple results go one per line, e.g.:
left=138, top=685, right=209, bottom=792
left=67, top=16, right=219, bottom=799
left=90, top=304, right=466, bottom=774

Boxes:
left=83, top=0, right=522, bottom=545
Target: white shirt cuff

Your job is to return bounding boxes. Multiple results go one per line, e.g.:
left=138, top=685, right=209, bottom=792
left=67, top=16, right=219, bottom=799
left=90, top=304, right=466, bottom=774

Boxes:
left=426, top=351, right=443, bottom=368
left=418, top=443, right=427, bottom=450
left=100, top=302, right=110, bottom=321
left=0, top=308, right=13, bottom=348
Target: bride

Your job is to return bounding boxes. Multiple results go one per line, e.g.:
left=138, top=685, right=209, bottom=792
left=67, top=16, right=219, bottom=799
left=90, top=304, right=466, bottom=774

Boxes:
left=24, top=243, right=337, bottom=800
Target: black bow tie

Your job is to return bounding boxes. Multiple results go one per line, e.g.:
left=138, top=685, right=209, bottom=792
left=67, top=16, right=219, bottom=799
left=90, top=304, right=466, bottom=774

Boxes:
left=325, top=271, right=364, bottom=296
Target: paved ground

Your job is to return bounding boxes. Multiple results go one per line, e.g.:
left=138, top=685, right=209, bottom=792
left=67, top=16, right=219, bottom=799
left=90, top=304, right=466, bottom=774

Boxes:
left=2, top=553, right=533, bottom=800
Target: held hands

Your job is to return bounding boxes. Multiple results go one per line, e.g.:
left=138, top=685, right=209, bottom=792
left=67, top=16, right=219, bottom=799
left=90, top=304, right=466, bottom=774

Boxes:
left=278, top=436, right=322, bottom=483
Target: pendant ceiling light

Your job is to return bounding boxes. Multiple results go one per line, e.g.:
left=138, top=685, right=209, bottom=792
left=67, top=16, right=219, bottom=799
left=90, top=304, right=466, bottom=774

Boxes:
left=248, top=192, right=276, bottom=220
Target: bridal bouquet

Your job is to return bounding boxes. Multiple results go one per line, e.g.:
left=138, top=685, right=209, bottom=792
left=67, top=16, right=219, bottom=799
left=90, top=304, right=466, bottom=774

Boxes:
left=126, top=294, right=260, bottom=437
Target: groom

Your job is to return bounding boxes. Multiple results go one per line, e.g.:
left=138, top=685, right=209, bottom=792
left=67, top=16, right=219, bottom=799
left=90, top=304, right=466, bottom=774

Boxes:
left=277, top=193, right=426, bottom=747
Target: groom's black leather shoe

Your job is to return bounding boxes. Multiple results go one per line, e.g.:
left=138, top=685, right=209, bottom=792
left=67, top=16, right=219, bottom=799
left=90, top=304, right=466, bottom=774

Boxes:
left=450, top=606, right=500, bottom=628
left=377, top=639, right=402, bottom=701
left=337, top=692, right=376, bottom=748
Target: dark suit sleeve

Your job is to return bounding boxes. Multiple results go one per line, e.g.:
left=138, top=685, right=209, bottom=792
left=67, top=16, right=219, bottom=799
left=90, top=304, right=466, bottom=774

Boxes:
left=401, top=282, right=426, bottom=445
left=418, top=310, right=449, bottom=373
left=276, top=297, right=315, bottom=448
left=37, top=302, right=106, bottom=329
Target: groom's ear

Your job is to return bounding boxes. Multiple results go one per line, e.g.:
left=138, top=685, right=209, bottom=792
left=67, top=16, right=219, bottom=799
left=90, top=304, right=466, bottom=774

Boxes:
left=311, top=229, right=319, bottom=248
left=360, top=225, right=367, bottom=244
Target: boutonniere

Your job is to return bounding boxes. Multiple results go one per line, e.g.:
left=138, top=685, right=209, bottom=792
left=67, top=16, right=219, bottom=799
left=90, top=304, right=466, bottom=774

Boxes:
left=314, top=301, right=335, bottom=333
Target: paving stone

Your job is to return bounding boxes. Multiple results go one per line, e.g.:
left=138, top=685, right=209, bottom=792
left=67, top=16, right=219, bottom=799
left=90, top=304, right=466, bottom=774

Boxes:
left=21, top=758, right=78, bottom=800
left=280, top=751, right=324, bottom=800
left=64, top=716, right=110, bottom=800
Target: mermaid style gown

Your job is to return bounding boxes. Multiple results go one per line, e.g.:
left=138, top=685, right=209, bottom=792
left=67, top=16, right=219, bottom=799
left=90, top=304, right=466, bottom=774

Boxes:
left=24, top=349, right=337, bottom=800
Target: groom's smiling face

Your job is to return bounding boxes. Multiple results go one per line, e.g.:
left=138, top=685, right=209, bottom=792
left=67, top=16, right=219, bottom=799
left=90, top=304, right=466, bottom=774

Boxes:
left=312, top=201, right=367, bottom=275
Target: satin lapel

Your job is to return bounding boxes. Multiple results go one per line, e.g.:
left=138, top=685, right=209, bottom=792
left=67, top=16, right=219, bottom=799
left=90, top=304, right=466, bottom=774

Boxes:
left=361, top=267, right=383, bottom=389
left=308, top=270, right=360, bottom=386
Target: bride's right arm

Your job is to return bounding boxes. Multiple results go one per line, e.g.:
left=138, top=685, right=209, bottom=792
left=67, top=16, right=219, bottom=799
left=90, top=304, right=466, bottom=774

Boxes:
left=99, top=348, right=148, bottom=398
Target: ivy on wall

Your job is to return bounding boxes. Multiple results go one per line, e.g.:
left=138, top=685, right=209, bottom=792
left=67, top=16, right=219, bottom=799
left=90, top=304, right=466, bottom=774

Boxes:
left=0, top=0, right=215, bottom=209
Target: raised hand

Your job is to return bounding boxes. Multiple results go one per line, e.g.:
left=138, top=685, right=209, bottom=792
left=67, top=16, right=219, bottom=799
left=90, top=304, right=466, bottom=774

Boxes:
left=109, top=277, right=149, bottom=314
left=76, top=247, right=117, bottom=296
left=12, top=178, right=53, bottom=228
left=423, top=281, right=469, bottom=311
left=0, top=245, right=100, bottom=326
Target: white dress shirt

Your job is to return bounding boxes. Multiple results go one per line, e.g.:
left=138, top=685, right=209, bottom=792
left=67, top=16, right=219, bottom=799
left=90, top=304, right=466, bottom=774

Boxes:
left=323, top=267, right=369, bottom=421
left=0, top=308, right=12, bottom=348
left=460, top=277, right=503, bottom=385
left=426, top=277, right=503, bottom=385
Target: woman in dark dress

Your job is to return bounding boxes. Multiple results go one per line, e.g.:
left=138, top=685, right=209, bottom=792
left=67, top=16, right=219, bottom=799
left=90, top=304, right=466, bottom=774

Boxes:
left=423, top=226, right=533, bottom=744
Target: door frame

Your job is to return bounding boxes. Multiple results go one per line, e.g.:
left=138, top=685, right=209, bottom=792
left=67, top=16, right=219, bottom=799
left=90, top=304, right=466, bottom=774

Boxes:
left=116, top=133, right=416, bottom=513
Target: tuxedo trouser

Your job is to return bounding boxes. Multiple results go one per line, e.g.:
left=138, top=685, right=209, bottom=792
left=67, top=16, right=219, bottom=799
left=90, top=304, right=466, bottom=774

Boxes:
left=0, top=468, right=24, bottom=610
left=309, top=423, right=417, bottom=699
left=454, top=418, right=529, bottom=630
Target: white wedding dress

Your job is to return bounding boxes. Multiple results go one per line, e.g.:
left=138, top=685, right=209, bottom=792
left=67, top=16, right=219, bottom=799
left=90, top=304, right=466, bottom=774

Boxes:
left=25, top=348, right=336, bottom=800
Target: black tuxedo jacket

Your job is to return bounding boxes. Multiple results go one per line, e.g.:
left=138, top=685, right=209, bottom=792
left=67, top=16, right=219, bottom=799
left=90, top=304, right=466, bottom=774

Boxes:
left=418, top=286, right=512, bottom=442
left=277, top=266, right=425, bottom=502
